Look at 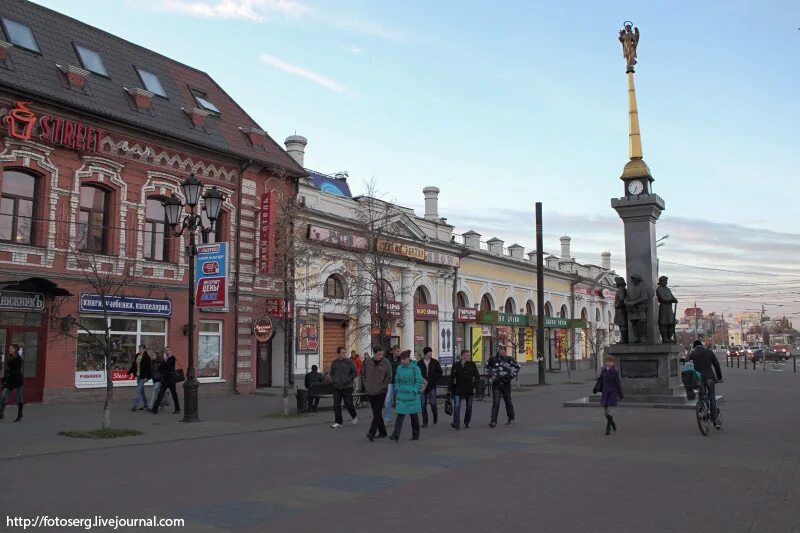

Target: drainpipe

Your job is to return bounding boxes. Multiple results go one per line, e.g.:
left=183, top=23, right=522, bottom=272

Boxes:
left=232, top=159, right=253, bottom=395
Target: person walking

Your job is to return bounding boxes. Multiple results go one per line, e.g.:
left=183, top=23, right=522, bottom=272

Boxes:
left=487, top=345, right=520, bottom=428
left=128, top=344, right=152, bottom=412
left=417, top=347, right=443, bottom=427
left=148, top=352, right=164, bottom=411
left=330, top=347, right=358, bottom=428
left=151, top=347, right=180, bottom=414
left=389, top=350, right=424, bottom=442
left=449, top=349, right=480, bottom=430
left=383, top=345, right=401, bottom=424
left=600, top=356, right=623, bottom=435
left=351, top=350, right=363, bottom=392
left=362, top=347, right=393, bottom=441
left=0, top=344, right=24, bottom=422
left=304, top=364, right=324, bottom=411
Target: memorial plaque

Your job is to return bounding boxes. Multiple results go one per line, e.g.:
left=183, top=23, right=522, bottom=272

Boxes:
left=621, top=359, right=658, bottom=379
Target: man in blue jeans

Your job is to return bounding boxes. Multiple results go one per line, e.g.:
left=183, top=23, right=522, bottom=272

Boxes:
left=449, top=349, right=480, bottom=430
left=688, top=340, right=723, bottom=427
left=418, top=346, right=443, bottom=427
left=383, top=346, right=401, bottom=423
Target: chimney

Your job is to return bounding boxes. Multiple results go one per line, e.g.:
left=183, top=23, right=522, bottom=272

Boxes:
left=284, top=135, right=308, bottom=167
left=423, top=186, right=440, bottom=220
left=487, top=237, right=504, bottom=255
left=560, top=236, right=571, bottom=261
left=601, top=251, right=611, bottom=270
left=463, top=231, right=481, bottom=250
left=508, top=244, right=524, bottom=260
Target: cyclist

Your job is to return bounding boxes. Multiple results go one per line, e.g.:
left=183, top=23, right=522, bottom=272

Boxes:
left=688, top=340, right=723, bottom=428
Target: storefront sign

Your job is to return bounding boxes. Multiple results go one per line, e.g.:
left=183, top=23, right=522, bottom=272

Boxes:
left=438, top=321, right=454, bottom=365
left=258, top=191, right=277, bottom=274
left=195, top=243, right=228, bottom=309
left=424, top=250, right=460, bottom=268
left=253, top=316, right=274, bottom=342
left=526, top=316, right=586, bottom=329
left=477, top=310, right=526, bottom=326
left=574, top=285, right=594, bottom=297
left=456, top=307, right=477, bottom=322
left=296, top=306, right=320, bottom=354
left=371, top=299, right=401, bottom=318
left=265, top=298, right=293, bottom=318
left=0, top=290, right=44, bottom=311
left=79, top=294, right=172, bottom=317
left=307, top=225, right=368, bottom=251
left=3, top=101, right=104, bottom=152
left=471, top=328, right=483, bottom=363
left=376, top=240, right=425, bottom=261
left=524, top=327, right=534, bottom=361
left=414, top=303, right=439, bottom=321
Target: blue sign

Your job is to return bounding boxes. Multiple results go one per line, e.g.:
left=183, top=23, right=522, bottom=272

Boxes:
left=79, top=294, right=172, bottom=317
left=195, top=242, right=228, bottom=309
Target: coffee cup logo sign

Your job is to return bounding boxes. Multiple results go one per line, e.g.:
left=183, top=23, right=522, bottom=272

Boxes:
left=2, top=100, right=104, bottom=152
left=253, top=316, right=274, bottom=342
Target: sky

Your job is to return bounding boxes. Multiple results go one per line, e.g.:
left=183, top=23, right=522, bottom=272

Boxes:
left=30, top=0, right=800, bottom=322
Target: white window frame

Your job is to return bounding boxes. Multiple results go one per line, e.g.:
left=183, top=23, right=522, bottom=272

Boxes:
left=198, top=320, right=224, bottom=383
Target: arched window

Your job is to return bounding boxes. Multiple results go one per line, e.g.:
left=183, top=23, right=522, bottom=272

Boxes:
left=560, top=304, right=568, bottom=319
left=544, top=302, right=553, bottom=316
left=595, top=308, right=601, bottom=322
left=200, top=206, right=224, bottom=244
left=144, top=198, right=169, bottom=261
left=78, top=185, right=109, bottom=253
left=324, top=275, right=346, bottom=299
left=457, top=291, right=469, bottom=308
left=480, top=294, right=493, bottom=312
left=414, top=286, right=429, bottom=305
left=0, top=170, right=36, bottom=244
left=504, top=297, right=516, bottom=314
left=581, top=308, right=588, bottom=321
left=372, top=279, right=395, bottom=302
left=526, top=300, right=534, bottom=316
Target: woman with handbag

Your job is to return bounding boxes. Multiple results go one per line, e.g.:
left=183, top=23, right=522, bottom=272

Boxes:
left=598, top=356, right=623, bottom=435
left=389, top=350, right=424, bottom=442
left=151, top=347, right=181, bottom=414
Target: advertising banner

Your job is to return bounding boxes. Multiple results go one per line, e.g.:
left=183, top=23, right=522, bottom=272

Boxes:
left=438, top=321, right=453, bottom=365
left=525, top=327, right=534, bottom=361
left=258, top=191, right=277, bottom=274
left=195, top=242, right=228, bottom=309
left=296, top=306, right=320, bottom=354
left=471, top=327, right=483, bottom=363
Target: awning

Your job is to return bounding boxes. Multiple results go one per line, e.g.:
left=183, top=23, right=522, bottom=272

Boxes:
left=0, top=277, right=72, bottom=297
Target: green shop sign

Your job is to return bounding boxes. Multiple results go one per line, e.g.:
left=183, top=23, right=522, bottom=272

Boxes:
left=477, top=311, right=527, bottom=326
left=530, top=317, right=586, bottom=329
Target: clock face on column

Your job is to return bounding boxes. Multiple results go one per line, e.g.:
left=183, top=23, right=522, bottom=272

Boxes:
left=627, top=180, right=644, bottom=195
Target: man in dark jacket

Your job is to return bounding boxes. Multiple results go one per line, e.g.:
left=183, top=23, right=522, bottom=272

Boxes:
left=449, top=349, right=480, bottom=429
left=0, top=344, right=24, bottom=421
left=151, top=347, right=181, bottom=415
left=487, top=345, right=520, bottom=427
left=329, top=347, right=357, bottom=428
left=417, top=347, right=443, bottom=427
left=128, top=345, right=152, bottom=412
left=688, top=340, right=723, bottom=427
left=304, top=365, right=324, bottom=411
left=362, top=348, right=393, bottom=441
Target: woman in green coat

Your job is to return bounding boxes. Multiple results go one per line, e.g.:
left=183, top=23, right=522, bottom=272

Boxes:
left=390, top=350, right=424, bottom=442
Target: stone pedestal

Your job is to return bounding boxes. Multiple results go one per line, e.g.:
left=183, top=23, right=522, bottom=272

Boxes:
left=606, top=343, right=685, bottom=402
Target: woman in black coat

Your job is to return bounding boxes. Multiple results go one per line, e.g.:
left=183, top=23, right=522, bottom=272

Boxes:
left=449, top=349, right=481, bottom=430
left=1, top=344, right=24, bottom=421
left=600, top=356, right=623, bottom=435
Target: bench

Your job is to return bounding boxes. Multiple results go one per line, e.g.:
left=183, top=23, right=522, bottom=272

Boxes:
left=300, top=382, right=368, bottom=412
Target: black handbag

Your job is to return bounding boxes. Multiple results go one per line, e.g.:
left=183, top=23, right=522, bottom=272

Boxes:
left=171, top=369, right=186, bottom=383
left=444, top=393, right=453, bottom=416
left=592, top=375, right=603, bottom=394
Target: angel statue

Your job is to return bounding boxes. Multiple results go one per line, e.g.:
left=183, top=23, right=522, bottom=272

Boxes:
left=618, top=22, right=640, bottom=72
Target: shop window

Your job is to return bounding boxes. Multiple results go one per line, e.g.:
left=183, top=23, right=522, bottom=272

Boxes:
left=74, top=44, right=108, bottom=76
left=414, top=287, right=428, bottom=305
left=198, top=320, right=222, bottom=379
left=1, top=18, right=40, bottom=53
left=78, top=185, right=109, bottom=253
left=192, top=89, right=220, bottom=113
left=324, top=275, right=345, bottom=299
left=480, top=294, right=493, bottom=312
left=75, top=317, right=167, bottom=388
left=144, top=198, right=169, bottom=261
left=136, top=67, right=166, bottom=97
left=0, top=170, right=37, bottom=244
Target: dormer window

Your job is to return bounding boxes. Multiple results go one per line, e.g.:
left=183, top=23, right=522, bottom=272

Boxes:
left=136, top=68, right=166, bottom=97
left=192, top=90, right=220, bottom=113
left=75, top=44, right=108, bottom=76
left=1, top=18, right=40, bottom=53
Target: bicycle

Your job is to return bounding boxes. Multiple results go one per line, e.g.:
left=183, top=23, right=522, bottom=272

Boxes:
left=695, top=379, right=722, bottom=436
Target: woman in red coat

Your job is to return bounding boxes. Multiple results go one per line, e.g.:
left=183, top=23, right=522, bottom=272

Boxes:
left=600, top=356, right=623, bottom=435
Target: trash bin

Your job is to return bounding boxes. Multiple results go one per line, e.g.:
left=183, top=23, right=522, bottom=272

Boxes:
left=296, top=389, right=308, bottom=412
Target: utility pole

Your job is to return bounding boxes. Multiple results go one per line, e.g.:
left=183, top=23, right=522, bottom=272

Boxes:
left=535, top=202, right=546, bottom=385
left=694, top=300, right=699, bottom=341
left=761, top=304, right=767, bottom=372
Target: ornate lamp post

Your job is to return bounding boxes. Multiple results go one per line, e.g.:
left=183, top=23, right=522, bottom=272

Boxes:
left=163, top=174, right=225, bottom=422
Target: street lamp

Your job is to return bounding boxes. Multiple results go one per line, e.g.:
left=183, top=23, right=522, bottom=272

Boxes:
left=163, top=174, right=225, bottom=423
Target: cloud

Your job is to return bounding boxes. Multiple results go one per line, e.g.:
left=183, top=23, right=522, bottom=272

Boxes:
left=152, top=0, right=308, bottom=21
left=350, top=44, right=363, bottom=55
left=259, top=54, right=349, bottom=94
left=324, top=14, right=404, bottom=41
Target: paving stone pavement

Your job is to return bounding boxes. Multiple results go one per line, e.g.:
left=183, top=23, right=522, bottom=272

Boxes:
left=2, top=365, right=800, bottom=532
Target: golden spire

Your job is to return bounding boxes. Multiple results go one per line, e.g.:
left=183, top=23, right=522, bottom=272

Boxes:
left=619, top=21, right=651, bottom=180
left=627, top=71, right=643, bottom=159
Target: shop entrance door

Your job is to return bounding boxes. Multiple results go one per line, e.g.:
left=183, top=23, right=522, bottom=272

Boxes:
left=0, top=327, right=44, bottom=403
left=256, top=339, right=272, bottom=388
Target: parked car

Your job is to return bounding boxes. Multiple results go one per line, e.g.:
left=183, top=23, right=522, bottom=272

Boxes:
left=750, top=349, right=789, bottom=362
left=771, top=344, right=791, bottom=355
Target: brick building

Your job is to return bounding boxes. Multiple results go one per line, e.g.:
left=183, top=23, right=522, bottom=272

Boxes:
left=0, top=0, right=303, bottom=402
